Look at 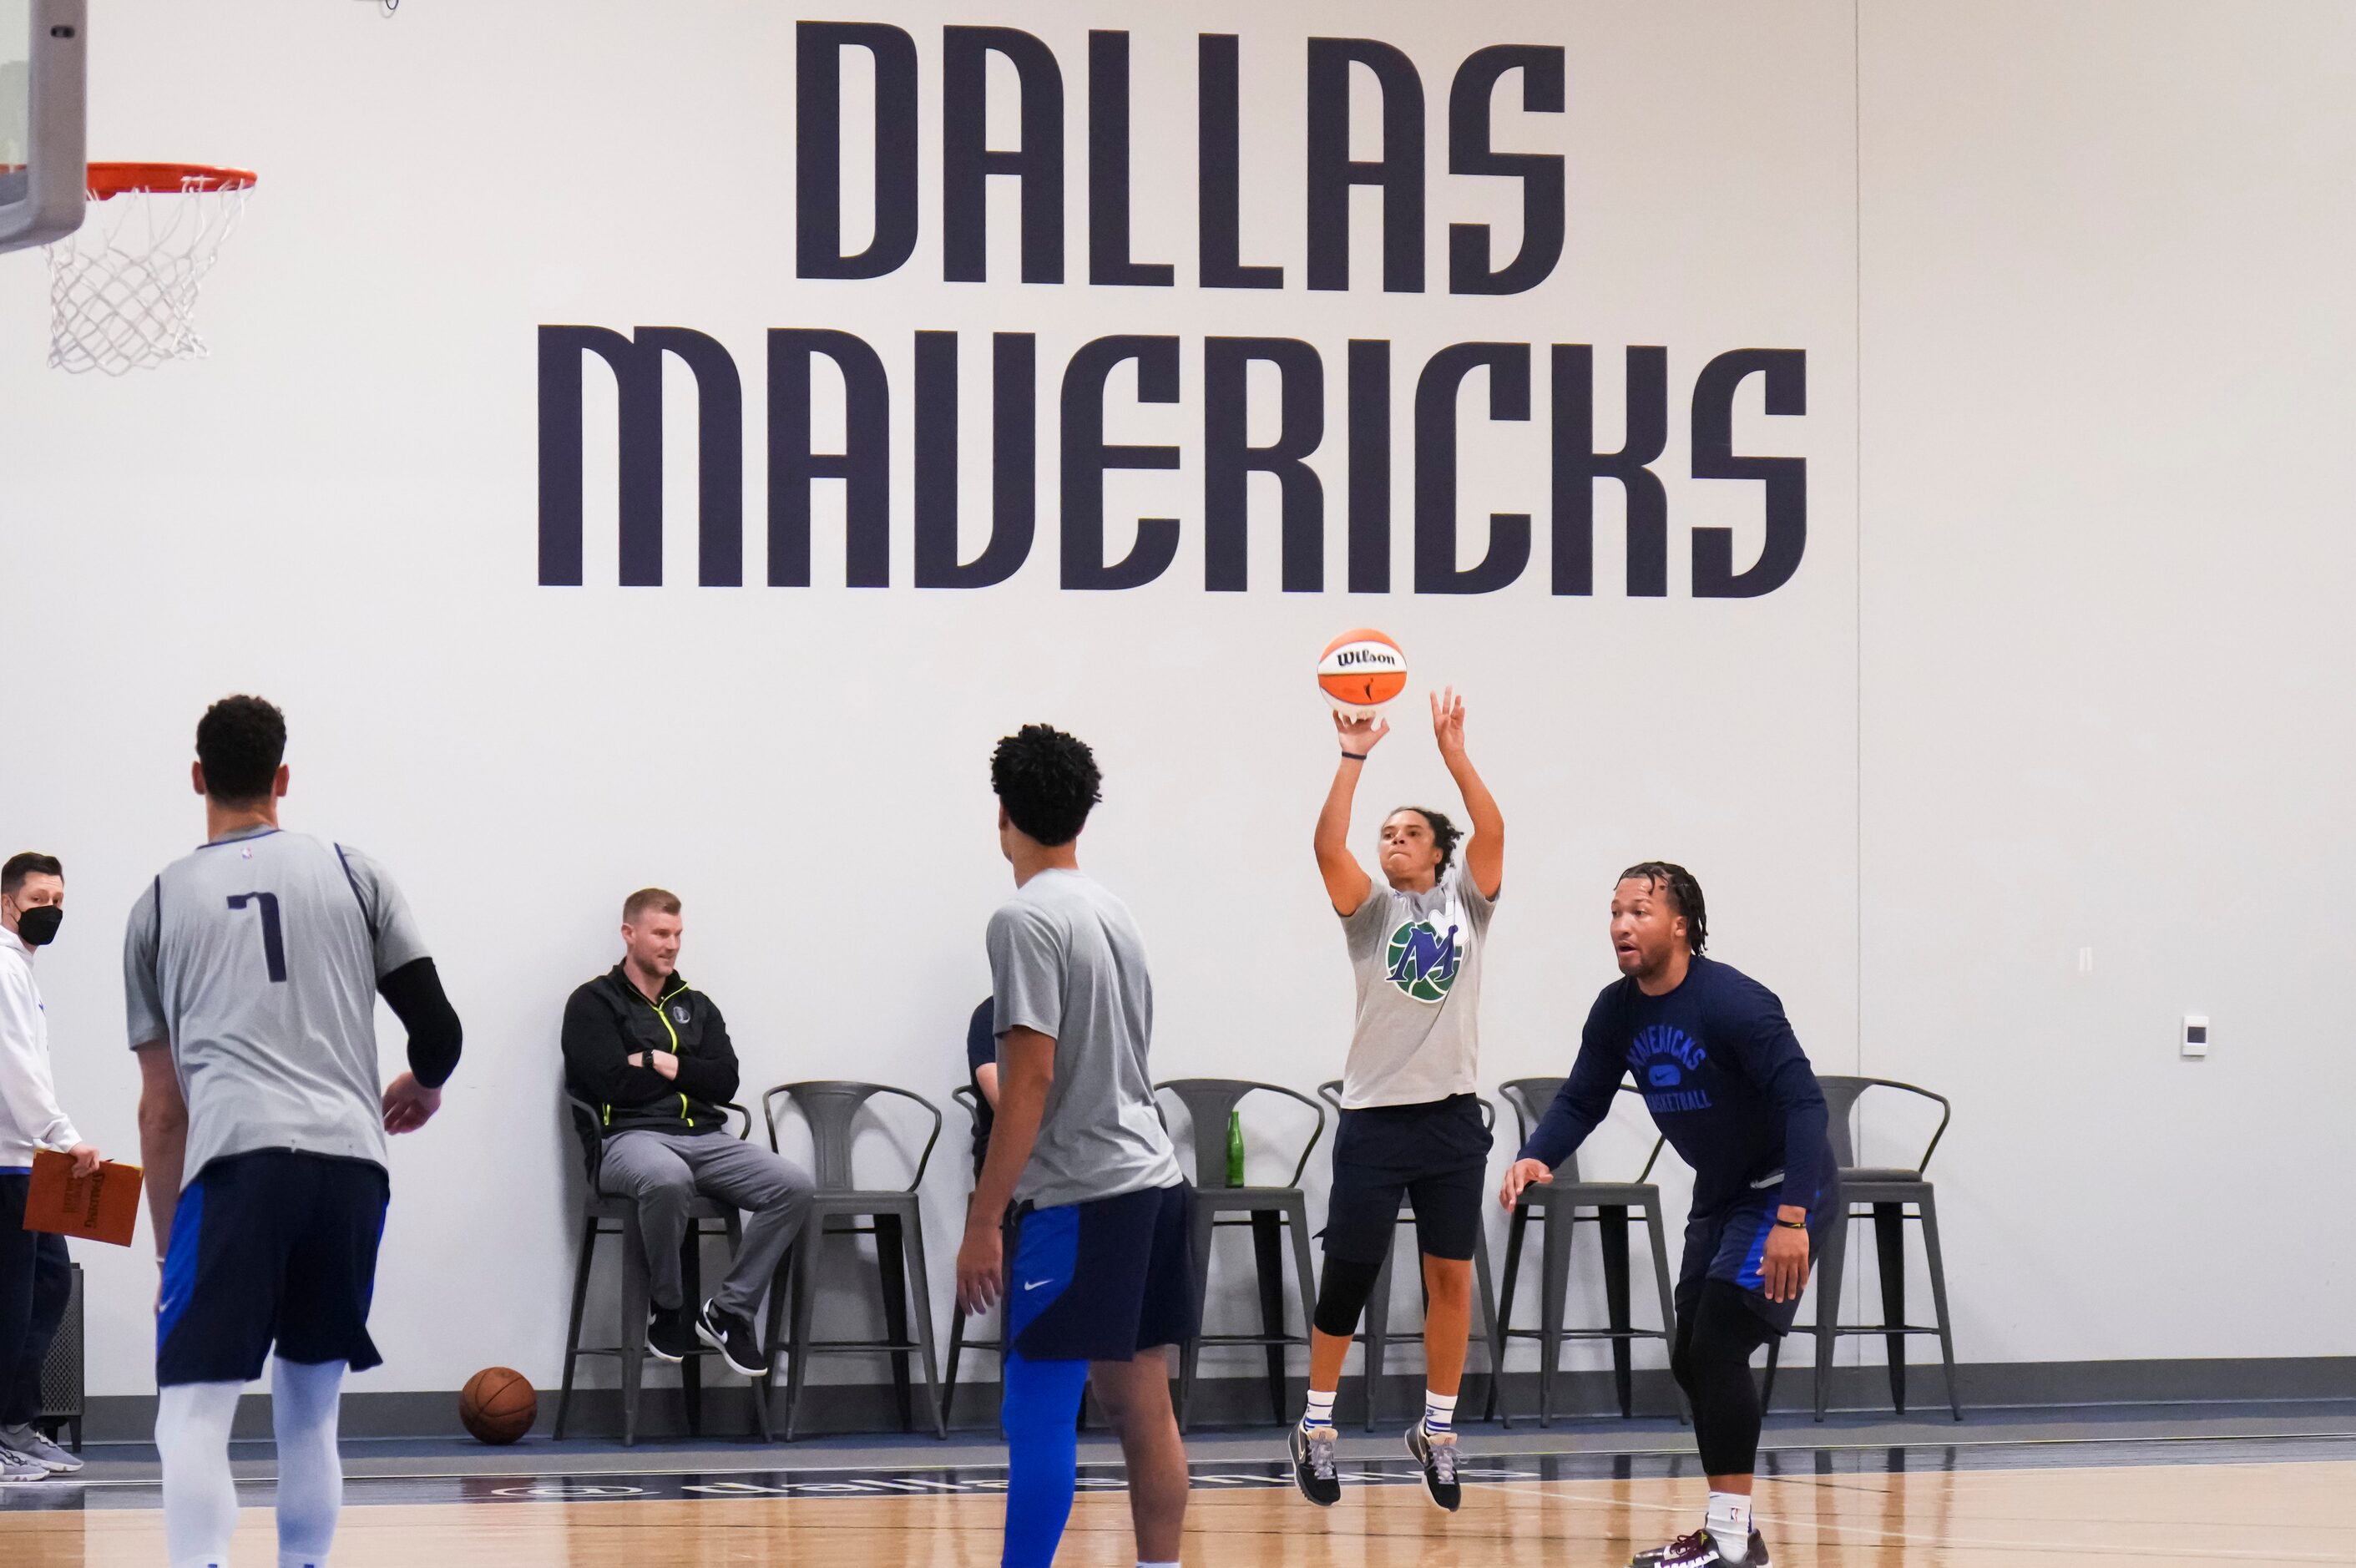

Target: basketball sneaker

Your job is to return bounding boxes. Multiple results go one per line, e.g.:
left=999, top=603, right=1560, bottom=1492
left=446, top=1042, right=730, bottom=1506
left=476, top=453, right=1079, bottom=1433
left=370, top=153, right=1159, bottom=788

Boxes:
left=0, top=1445, right=48, bottom=1484
left=1404, top=1419, right=1461, bottom=1511
left=646, top=1306, right=696, bottom=1363
left=1633, top=1527, right=1769, bottom=1567
left=1287, top=1420, right=1341, bottom=1506
left=0, top=1424, right=79, bottom=1474
left=696, top=1299, right=767, bottom=1378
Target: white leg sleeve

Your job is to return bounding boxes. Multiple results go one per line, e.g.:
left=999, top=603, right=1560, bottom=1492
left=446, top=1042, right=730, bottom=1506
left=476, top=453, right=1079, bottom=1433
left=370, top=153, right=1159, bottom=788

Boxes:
left=156, top=1380, right=244, bottom=1568
left=270, top=1358, right=346, bottom=1568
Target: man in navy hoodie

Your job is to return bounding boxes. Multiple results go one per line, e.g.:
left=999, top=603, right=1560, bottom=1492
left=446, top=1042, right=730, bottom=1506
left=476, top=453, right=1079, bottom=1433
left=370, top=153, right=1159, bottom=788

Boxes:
left=1502, top=863, right=1838, bottom=1568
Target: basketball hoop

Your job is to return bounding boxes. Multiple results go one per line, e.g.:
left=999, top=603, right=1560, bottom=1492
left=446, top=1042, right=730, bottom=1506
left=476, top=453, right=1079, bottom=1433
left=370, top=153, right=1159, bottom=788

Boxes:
left=45, top=163, right=256, bottom=376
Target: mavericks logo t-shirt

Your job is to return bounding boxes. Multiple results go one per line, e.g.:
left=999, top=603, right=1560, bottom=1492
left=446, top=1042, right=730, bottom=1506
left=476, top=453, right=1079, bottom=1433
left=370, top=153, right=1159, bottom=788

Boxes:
left=1337, top=862, right=1498, bottom=1109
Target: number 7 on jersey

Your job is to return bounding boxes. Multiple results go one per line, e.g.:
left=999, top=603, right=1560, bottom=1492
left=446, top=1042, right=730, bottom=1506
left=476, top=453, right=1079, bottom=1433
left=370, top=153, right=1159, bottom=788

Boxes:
left=226, top=892, right=288, bottom=983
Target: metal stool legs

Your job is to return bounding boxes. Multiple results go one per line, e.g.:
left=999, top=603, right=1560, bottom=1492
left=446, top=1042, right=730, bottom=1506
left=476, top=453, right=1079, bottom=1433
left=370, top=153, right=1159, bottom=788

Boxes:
left=1487, top=1196, right=1677, bottom=1428
left=1179, top=1194, right=1316, bottom=1432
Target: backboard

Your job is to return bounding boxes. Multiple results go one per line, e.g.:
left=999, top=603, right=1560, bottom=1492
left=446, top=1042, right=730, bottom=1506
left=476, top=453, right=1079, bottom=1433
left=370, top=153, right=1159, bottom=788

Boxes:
left=0, top=0, right=85, bottom=256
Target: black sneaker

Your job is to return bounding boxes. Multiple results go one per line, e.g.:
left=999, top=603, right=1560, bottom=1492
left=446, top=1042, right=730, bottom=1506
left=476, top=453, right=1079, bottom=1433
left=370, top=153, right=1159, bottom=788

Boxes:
left=696, top=1298, right=766, bottom=1377
left=1287, top=1421, right=1341, bottom=1507
left=1404, top=1420, right=1461, bottom=1511
left=1636, top=1527, right=1769, bottom=1568
left=645, top=1306, right=695, bottom=1363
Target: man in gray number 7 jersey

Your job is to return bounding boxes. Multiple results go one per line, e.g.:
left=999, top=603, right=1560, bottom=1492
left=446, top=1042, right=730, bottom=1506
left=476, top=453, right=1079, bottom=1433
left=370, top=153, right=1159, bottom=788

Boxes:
left=126, top=696, right=464, bottom=1568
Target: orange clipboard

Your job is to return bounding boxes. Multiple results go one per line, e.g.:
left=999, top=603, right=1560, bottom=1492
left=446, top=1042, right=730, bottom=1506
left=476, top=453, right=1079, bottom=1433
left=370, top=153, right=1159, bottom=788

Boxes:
left=23, top=1149, right=144, bottom=1247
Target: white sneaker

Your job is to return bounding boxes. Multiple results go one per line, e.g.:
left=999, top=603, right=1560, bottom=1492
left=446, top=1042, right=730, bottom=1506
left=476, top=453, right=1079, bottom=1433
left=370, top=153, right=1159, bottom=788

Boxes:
left=0, top=1424, right=80, bottom=1474
left=0, top=1445, right=50, bottom=1483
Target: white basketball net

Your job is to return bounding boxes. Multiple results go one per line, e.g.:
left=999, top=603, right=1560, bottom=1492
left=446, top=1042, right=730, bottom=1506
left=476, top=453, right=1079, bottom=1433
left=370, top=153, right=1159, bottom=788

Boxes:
left=46, top=175, right=252, bottom=376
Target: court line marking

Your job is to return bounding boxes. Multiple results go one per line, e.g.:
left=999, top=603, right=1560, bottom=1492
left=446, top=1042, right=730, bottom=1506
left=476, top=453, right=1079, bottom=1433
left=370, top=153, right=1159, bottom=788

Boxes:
left=37, top=1425, right=2356, bottom=1499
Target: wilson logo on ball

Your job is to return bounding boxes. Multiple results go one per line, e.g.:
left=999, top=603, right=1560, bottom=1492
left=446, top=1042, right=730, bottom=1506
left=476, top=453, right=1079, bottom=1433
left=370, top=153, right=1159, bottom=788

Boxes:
left=1317, top=629, right=1408, bottom=716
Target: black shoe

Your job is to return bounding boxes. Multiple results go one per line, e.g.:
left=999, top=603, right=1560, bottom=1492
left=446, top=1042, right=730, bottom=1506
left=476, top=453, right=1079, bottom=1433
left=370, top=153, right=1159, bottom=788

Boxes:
left=696, top=1299, right=766, bottom=1377
left=1288, top=1421, right=1341, bottom=1506
left=1404, top=1420, right=1461, bottom=1512
left=646, top=1306, right=695, bottom=1363
left=1636, top=1528, right=1769, bottom=1568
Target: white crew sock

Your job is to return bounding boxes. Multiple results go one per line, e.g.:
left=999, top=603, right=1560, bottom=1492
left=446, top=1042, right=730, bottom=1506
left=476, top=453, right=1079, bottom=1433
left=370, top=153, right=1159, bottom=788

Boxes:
left=1421, top=1388, right=1458, bottom=1435
left=1299, top=1388, right=1337, bottom=1431
left=156, top=1380, right=244, bottom=1568
left=271, top=1357, right=346, bottom=1568
left=1706, top=1490, right=1754, bottom=1561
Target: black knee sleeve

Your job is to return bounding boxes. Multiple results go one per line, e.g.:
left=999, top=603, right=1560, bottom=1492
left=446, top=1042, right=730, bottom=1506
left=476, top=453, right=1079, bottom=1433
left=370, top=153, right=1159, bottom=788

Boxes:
left=1312, top=1254, right=1385, bottom=1338
left=1681, top=1282, right=1777, bottom=1476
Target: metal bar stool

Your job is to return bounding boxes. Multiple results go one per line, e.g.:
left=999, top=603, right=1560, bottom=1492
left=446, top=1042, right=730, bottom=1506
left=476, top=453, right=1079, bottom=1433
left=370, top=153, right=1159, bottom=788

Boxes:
left=1155, top=1078, right=1324, bottom=1431
left=939, top=1085, right=1006, bottom=1429
left=554, top=1094, right=774, bottom=1445
left=762, top=1080, right=948, bottom=1440
left=1312, top=1080, right=1504, bottom=1431
left=1762, top=1076, right=1961, bottom=1422
left=1486, top=1077, right=1680, bottom=1427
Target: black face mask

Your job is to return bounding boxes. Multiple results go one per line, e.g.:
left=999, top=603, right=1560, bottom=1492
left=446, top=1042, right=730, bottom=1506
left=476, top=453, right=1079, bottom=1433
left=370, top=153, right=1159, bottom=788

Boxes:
left=15, top=905, right=62, bottom=948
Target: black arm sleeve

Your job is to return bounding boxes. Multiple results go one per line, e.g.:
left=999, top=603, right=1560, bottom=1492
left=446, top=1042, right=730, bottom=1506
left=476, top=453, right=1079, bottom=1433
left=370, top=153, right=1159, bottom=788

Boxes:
left=378, top=957, right=463, bottom=1090
left=560, top=986, right=667, bottom=1106
left=670, top=1000, right=741, bottom=1105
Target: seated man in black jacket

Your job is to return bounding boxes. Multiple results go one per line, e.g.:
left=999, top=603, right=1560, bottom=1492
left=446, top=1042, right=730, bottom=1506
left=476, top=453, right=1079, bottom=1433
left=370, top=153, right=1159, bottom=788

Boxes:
left=561, top=888, right=813, bottom=1373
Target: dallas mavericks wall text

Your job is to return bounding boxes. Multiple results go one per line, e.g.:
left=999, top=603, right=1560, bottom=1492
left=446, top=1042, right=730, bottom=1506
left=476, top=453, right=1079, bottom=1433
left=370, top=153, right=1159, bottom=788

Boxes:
left=538, top=27, right=1809, bottom=597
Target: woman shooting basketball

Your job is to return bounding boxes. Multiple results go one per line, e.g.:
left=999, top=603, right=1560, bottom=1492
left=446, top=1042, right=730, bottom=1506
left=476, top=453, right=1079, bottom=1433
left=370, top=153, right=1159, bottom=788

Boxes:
left=1289, top=686, right=1504, bottom=1513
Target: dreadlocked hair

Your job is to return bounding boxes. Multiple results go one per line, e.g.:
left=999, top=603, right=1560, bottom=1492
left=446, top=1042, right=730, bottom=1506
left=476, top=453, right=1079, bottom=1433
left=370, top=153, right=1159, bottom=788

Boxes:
left=1618, top=861, right=1707, bottom=955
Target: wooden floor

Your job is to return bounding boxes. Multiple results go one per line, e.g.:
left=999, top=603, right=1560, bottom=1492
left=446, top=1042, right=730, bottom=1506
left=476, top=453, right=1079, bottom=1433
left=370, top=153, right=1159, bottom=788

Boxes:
left=5, top=1456, right=2351, bottom=1566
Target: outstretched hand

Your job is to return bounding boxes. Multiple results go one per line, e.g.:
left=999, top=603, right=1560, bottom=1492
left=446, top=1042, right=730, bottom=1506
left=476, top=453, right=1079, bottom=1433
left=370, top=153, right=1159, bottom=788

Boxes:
left=1431, top=686, right=1467, bottom=758
left=1332, top=707, right=1391, bottom=757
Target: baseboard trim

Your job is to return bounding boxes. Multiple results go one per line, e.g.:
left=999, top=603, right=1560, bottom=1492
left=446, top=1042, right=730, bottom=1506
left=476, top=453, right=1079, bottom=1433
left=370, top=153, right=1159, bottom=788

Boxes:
left=71, top=1356, right=2356, bottom=1446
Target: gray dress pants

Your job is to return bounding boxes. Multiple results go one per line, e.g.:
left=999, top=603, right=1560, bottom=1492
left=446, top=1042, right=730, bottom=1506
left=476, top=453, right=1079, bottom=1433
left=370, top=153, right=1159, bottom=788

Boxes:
left=597, top=1130, right=815, bottom=1318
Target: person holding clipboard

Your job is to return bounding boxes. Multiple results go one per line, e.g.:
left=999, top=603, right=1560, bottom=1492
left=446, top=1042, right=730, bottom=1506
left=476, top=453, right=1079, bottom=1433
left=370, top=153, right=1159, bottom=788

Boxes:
left=0, top=852, right=103, bottom=1482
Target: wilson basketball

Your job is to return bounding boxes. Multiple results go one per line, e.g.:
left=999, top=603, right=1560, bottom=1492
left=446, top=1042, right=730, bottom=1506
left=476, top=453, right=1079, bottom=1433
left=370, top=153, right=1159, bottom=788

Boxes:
left=459, top=1367, right=537, bottom=1445
left=1317, top=629, right=1409, bottom=717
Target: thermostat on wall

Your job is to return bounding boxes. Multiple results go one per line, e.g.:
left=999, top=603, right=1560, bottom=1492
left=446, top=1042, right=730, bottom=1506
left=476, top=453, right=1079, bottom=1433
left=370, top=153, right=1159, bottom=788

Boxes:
left=2182, top=1015, right=2209, bottom=1059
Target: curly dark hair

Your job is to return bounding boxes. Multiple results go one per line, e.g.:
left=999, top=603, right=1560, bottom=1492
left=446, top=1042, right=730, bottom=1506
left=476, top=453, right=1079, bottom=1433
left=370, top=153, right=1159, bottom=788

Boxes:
left=1388, top=807, right=1463, bottom=876
left=992, top=724, right=1103, bottom=847
left=195, top=695, right=288, bottom=804
left=1618, top=861, right=1706, bottom=954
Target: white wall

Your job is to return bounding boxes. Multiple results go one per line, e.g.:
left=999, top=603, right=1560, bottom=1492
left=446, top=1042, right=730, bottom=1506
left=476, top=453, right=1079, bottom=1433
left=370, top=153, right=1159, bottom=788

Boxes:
left=0, top=0, right=2343, bottom=1402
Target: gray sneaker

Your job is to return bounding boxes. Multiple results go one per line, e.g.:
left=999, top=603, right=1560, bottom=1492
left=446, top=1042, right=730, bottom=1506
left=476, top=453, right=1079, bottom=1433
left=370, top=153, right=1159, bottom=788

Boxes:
left=0, top=1445, right=49, bottom=1484
left=0, top=1424, right=80, bottom=1474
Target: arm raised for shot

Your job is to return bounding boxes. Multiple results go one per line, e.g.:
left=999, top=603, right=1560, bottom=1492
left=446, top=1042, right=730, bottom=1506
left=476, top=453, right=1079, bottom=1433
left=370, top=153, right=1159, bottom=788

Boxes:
left=1432, top=686, right=1504, bottom=901
left=1314, top=711, right=1388, bottom=916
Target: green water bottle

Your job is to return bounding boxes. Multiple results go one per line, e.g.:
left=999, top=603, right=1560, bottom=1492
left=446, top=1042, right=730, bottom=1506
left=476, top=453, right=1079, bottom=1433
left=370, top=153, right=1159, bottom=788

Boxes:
left=1225, top=1109, right=1246, bottom=1187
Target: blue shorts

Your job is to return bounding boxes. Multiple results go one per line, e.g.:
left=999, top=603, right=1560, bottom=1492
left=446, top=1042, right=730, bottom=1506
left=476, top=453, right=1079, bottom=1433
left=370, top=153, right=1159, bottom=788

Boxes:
left=1675, top=1173, right=1841, bottom=1335
left=1008, top=1182, right=1196, bottom=1363
left=158, top=1150, right=390, bottom=1387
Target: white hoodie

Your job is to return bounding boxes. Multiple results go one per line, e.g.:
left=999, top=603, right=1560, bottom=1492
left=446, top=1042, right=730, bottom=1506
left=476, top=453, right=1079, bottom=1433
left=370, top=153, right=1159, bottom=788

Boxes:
left=0, top=925, right=80, bottom=1171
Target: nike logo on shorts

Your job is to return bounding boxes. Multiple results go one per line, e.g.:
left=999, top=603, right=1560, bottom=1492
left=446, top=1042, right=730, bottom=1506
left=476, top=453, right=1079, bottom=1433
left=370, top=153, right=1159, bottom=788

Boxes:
left=1022, top=1278, right=1054, bottom=1290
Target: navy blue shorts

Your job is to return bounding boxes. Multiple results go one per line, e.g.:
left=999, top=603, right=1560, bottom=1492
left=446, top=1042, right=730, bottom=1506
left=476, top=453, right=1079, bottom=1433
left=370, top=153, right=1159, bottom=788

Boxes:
left=1322, top=1095, right=1494, bottom=1264
left=1676, top=1173, right=1842, bottom=1335
left=158, top=1150, right=390, bottom=1387
left=1008, top=1182, right=1196, bottom=1363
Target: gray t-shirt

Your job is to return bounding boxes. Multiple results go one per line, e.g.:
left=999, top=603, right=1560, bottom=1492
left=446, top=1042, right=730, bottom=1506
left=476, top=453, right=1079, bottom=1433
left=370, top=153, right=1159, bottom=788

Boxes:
left=124, top=827, right=430, bottom=1187
left=986, top=869, right=1182, bottom=1209
left=1337, top=862, right=1498, bottom=1109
